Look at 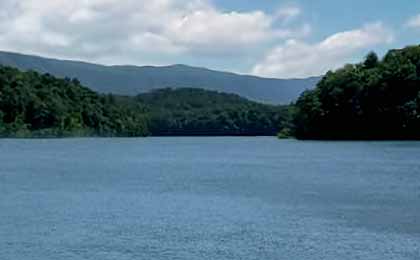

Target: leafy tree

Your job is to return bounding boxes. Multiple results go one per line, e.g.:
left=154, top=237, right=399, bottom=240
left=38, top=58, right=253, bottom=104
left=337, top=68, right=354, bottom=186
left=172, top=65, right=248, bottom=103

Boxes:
left=0, top=66, right=149, bottom=137
left=294, top=45, right=420, bottom=140
left=364, top=51, right=379, bottom=69
left=137, top=88, right=290, bottom=136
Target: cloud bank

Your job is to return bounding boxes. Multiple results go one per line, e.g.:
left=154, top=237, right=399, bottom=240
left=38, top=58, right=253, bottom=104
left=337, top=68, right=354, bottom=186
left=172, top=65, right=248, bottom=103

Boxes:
left=252, top=23, right=394, bottom=78
left=0, top=0, right=307, bottom=64
left=0, top=0, right=398, bottom=78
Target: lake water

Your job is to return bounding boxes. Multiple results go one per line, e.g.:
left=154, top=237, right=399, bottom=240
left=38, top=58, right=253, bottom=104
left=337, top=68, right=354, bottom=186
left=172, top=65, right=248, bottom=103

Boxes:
left=0, top=137, right=420, bottom=260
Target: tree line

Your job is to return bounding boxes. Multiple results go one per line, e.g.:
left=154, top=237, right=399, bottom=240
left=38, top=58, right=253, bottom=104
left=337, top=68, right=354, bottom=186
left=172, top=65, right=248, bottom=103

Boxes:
left=293, top=45, right=420, bottom=140
left=0, top=66, right=149, bottom=137
left=3, top=44, right=420, bottom=139
left=0, top=66, right=290, bottom=137
left=137, top=88, right=291, bottom=136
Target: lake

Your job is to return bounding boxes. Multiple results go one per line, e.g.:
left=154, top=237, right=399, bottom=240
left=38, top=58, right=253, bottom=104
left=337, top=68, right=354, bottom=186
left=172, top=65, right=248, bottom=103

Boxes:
left=0, top=137, right=419, bottom=259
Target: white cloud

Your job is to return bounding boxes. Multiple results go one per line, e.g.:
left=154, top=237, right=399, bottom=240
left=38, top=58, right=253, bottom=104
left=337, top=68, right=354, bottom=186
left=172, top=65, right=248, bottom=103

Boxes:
left=252, top=22, right=394, bottom=78
left=275, top=5, right=301, bottom=23
left=406, top=14, right=420, bottom=28
left=0, top=0, right=307, bottom=64
left=167, top=9, right=273, bottom=50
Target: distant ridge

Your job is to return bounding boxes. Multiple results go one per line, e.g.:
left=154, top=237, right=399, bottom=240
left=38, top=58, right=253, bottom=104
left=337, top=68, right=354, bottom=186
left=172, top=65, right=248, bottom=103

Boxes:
left=0, top=51, right=321, bottom=104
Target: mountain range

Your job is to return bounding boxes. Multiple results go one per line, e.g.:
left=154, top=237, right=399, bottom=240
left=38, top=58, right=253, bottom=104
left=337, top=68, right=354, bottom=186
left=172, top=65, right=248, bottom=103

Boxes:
left=0, top=51, right=321, bottom=104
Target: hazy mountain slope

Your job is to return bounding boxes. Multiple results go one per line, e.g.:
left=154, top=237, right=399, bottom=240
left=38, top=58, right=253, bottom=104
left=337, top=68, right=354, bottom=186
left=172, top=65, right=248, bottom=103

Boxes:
left=0, top=51, right=321, bottom=104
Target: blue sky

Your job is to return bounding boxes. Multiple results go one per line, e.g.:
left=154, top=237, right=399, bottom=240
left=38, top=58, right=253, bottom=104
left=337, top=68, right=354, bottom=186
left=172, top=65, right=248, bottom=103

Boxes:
left=212, top=0, right=420, bottom=74
left=215, top=0, right=417, bottom=39
left=0, top=0, right=419, bottom=78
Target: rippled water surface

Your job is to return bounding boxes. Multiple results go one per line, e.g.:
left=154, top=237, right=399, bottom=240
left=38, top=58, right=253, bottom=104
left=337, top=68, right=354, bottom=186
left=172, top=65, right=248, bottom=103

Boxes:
left=1, top=138, right=420, bottom=259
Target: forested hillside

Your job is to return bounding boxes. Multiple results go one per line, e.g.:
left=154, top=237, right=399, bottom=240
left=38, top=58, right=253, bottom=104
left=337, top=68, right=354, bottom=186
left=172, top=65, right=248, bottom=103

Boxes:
left=137, top=88, right=291, bottom=136
left=294, top=45, right=420, bottom=140
left=0, top=66, right=290, bottom=137
left=0, top=51, right=320, bottom=104
left=0, top=66, right=149, bottom=137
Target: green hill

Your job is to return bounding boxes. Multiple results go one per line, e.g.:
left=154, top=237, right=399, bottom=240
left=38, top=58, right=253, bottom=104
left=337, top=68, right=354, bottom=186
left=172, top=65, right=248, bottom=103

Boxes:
left=294, top=45, right=420, bottom=140
left=137, top=88, right=291, bottom=136
left=0, top=66, right=149, bottom=137
left=0, top=65, right=290, bottom=137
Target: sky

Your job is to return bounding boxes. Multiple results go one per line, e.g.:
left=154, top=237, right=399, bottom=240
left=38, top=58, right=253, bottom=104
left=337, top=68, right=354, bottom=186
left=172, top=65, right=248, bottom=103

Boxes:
left=0, top=0, right=420, bottom=78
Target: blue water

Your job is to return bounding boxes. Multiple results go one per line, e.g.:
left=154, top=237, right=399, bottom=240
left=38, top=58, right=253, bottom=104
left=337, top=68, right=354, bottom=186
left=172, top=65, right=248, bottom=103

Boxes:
left=0, top=138, right=420, bottom=260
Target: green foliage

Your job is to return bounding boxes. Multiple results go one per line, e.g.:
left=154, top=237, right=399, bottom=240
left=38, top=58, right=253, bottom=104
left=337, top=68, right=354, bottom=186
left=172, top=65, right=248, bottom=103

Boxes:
left=0, top=66, right=290, bottom=138
left=0, top=66, right=149, bottom=137
left=137, top=88, right=290, bottom=136
left=277, top=128, right=293, bottom=139
left=294, top=45, right=420, bottom=140
left=364, top=51, right=379, bottom=69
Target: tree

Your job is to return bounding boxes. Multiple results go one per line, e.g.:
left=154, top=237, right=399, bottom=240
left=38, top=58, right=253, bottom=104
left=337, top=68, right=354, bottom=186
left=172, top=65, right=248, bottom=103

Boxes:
left=0, top=66, right=289, bottom=137
left=0, top=110, right=4, bottom=134
left=364, top=51, right=379, bottom=69
left=0, top=65, right=150, bottom=137
left=294, top=45, right=420, bottom=140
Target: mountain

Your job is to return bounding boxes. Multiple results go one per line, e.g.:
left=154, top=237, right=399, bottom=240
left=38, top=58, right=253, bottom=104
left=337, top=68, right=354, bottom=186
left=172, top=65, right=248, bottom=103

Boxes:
left=0, top=51, right=321, bottom=104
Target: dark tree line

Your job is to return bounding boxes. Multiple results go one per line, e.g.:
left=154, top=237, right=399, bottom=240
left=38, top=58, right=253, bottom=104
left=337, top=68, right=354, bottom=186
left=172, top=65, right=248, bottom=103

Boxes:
left=137, top=88, right=291, bottom=136
left=0, top=66, right=149, bottom=137
left=0, top=66, right=290, bottom=137
left=11, top=42, right=420, bottom=141
left=294, top=45, right=420, bottom=140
